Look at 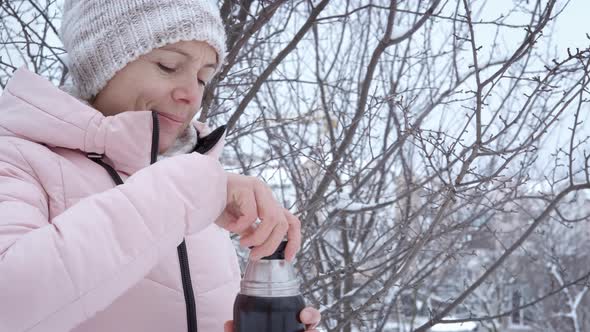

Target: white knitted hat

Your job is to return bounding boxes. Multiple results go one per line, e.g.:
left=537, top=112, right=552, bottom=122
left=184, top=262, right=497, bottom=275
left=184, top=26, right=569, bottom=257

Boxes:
left=60, top=0, right=226, bottom=100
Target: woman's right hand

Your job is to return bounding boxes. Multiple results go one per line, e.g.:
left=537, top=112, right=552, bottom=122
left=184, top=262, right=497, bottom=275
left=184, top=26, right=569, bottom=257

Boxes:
left=214, top=173, right=301, bottom=262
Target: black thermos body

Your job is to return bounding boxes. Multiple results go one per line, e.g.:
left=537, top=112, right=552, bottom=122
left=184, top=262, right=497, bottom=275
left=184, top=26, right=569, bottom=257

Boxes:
left=233, top=241, right=306, bottom=332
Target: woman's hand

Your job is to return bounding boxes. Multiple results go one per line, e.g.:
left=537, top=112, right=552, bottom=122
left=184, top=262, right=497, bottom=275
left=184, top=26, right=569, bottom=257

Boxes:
left=223, top=307, right=322, bottom=332
left=215, top=173, right=301, bottom=261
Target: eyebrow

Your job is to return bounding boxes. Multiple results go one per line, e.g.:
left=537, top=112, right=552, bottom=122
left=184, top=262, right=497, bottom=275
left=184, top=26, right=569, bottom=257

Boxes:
left=160, top=46, right=217, bottom=69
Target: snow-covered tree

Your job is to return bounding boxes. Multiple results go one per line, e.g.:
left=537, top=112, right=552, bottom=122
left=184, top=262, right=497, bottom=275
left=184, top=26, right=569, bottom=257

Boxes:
left=2, top=1, right=589, bottom=331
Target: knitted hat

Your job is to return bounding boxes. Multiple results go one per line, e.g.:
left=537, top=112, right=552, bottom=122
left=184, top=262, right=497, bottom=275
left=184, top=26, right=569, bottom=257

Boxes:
left=60, top=0, right=226, bottom=100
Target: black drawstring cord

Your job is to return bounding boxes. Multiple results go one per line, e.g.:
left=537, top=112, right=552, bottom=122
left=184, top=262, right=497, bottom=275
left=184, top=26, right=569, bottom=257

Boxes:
left=151, top=111, right=159, bottom=164
left=86, top=111, right=198, bottom=332
left=87, top=153, right=123, bottom=186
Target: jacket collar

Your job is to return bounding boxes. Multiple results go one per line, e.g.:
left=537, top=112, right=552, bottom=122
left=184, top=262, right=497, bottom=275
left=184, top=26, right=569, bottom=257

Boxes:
left=0, top=67, right=161, bottom=174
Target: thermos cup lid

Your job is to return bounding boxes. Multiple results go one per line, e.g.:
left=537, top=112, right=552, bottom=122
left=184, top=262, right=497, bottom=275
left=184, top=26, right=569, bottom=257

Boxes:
left=261, top=241, right=288, bottom=260
left=241, top=241, right=301, bottom=297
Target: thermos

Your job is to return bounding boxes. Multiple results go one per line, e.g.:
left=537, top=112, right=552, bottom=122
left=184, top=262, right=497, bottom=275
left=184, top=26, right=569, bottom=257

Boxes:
left=233, top=241, right=306, bottom=332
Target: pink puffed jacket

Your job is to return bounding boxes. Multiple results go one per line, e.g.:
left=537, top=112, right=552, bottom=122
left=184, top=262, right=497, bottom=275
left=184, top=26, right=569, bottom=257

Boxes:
left=0, top=68, right=241, bottom=332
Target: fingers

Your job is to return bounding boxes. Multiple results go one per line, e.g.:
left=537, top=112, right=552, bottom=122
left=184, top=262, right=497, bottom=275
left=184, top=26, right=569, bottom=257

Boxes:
left=239, top=216, right=274, bottom=249
left=246, top=220, right=288, bottom=261
left=284, top=209, right=302, bottom=262
left=241, top=180, right=289, bottom=260
left=300, top=307, right=321, bottom=330
left=223, top=320, right=233, bottom=332
left=228, top=177, right=302, bottom=261
left=227, top=312, right=320, bottom=332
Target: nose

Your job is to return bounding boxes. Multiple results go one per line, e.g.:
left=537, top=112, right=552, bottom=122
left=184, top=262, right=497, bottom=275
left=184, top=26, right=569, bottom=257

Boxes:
left=171, top=76, right=202, bottom=106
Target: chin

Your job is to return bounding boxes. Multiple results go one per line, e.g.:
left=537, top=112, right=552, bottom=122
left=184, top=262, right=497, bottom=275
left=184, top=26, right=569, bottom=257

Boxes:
left=157, top=130, right=181, bottom=154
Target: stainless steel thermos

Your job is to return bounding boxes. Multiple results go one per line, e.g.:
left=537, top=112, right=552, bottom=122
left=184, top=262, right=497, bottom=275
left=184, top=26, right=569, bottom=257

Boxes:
left=233, top=241, right=306, bottom=332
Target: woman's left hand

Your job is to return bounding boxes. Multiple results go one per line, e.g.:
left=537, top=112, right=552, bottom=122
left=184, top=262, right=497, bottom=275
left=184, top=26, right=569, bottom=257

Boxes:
left=223, top=306, right=321, bottom=331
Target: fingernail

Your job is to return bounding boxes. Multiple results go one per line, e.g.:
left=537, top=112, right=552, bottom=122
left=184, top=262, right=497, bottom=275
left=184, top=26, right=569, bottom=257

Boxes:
left=301, top=309, right=312, bottom=321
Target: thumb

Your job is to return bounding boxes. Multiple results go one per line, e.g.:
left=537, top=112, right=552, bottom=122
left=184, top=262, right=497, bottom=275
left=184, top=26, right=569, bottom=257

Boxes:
left=214, top=208, right=234, bottom=230
left=215, top=209, right=250, bottom=233
left=215, top=198, right=246, bottom=232
left=224, top=320, right=234, bottom=332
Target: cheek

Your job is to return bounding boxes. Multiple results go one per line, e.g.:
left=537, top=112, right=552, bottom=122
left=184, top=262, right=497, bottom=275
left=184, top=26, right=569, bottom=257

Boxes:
left=94, top=62, right=176, bottom=115
left=189, top=103, right=201, bottom=118
left=120, top=64, right=172, bottom=110
left=135, top=81, right=171, bottom=108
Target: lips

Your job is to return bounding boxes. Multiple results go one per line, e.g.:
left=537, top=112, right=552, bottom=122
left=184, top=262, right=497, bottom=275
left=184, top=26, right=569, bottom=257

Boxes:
left=155, top=111, right=188, bottom=124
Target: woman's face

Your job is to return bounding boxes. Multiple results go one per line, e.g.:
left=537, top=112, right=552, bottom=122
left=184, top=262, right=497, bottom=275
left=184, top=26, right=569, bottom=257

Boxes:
left=92, top=40, right=217, bottom=153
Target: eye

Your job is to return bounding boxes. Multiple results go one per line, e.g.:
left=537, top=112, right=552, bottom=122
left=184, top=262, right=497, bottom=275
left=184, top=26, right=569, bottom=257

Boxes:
left=157, top=63, right=176, bottom=73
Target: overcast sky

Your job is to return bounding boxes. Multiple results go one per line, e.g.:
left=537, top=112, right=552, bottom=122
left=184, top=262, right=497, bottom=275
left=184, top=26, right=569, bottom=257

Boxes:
left=490, top=0, right=590, bottom=52
left=550, top=0, right=590, bottom=50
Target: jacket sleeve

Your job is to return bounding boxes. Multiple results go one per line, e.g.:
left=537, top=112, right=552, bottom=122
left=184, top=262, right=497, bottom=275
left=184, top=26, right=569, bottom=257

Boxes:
left=0, top=143, right=227, bottom=332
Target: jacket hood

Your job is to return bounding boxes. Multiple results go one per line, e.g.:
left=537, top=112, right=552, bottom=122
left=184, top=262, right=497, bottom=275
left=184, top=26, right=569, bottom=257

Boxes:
left=0, top=67, right=216, bottom=175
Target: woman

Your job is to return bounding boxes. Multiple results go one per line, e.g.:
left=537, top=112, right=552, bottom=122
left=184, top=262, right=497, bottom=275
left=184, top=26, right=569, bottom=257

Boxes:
left=0, top=0, right=320, bottom=331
